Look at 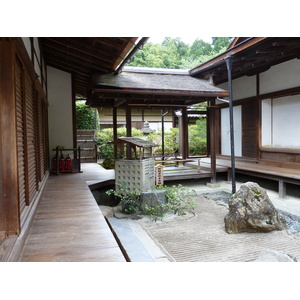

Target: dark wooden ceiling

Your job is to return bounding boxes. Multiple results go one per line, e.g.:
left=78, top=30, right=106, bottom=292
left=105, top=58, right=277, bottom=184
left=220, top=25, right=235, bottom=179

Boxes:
left=190, top=37, right=300, bottom=84
left=39, top=37, right=138, bottom=98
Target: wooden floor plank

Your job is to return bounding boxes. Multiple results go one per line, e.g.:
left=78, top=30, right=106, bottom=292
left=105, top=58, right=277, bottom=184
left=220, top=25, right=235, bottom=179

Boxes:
left=213, top=157, right=300, bottom=180
left=19, top=172, right=126, bottom=262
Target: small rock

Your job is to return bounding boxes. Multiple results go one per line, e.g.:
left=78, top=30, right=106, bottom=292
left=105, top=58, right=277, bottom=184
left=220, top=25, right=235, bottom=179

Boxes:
left=224, top=182, right=286, bottom=233
left=254, top=249, right=297, bottom=262
left=114, top=211, right=142, bottom=220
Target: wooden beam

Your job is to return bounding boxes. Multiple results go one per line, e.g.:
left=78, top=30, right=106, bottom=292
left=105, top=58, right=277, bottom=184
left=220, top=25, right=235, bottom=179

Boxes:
left=179, top=107, right=188, bottom=160
left=42, top=38, right=122, bottom=63
left=209, top=99, right=217, bottom=183
left=0, top=40, right=20, bottom=236
left=125, top=104, right=132, bottom=159
left=94, top=87, right=229, bottom=98
left=113, top=107, right=118, bottom=160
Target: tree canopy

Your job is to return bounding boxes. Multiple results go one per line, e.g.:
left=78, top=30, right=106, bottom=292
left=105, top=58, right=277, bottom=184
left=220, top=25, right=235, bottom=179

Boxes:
left=128, top=37, right=233, bottom=69
left=76, top=101, right=98, bottom=130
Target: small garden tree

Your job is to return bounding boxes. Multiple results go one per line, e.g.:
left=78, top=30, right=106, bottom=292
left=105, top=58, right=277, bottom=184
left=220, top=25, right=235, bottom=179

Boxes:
left=96, top=127, right=143, bottom=169
left=147, top=127, right=179, bottom=157
left=188, top=117, right=207, bottom=156
left=75, top=100, right=98, bottom=130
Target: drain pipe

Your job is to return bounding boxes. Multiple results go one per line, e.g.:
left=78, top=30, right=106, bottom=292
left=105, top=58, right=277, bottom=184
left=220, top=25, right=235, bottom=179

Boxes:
left=115, top=37, right=149, bottom=75
left=161, top=109, right=168, bottom=162
left=225, top=56, right=236, bottom=194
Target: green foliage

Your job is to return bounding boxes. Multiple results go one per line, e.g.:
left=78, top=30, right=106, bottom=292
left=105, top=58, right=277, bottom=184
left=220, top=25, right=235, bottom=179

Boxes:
left=147, top=127, right=179, bottom=156
left=155, top=184, right=197, bottom=216
left=212, top=37, right=233, bottom=52
left=188, top=117, right=207, bottom=156
left=146, top=116, right=207, bottom=157
left=145, top=204, right=167, bottom=222
left=129, top=37, right=233, bottom=69
left=106, top=183, right=141, bottom=214
left=96, top=127, right=143, bottom=169
left=106, top=183, right=197, bottom=219
left=75, top=101, right=98, bottom=130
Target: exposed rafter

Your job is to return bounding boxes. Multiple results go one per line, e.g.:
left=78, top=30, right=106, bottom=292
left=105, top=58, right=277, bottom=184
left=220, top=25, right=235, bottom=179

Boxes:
left=40, top=37, right=138, bottom=98
left=190, top=37, right=300, bottom=84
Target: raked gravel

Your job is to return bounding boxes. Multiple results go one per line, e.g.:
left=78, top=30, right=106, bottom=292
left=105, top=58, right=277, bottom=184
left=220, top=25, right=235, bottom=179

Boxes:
left=137, top=195, right=300, bottom=262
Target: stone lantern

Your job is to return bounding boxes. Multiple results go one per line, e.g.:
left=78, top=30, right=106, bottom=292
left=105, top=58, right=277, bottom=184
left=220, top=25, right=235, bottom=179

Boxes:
left=142, top=121, right=155, bottom=158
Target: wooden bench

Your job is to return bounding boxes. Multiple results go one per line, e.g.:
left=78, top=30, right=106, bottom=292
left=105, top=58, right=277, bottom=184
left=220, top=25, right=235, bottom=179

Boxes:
left=155, top=158, right=201, bottom=172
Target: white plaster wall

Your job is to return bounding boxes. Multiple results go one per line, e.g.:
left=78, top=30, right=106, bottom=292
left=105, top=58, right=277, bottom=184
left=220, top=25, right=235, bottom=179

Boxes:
left=232, top=75, right=256, bottom=100
left=273, top=95, right=300, bottom=147
left=22, top=37, right=45, bottom=89
left=261, top=99, right=272, bottom=146
left=261, top=95, right=300, bottom=148
left=221, top=105, right=242, bottom=156
left=22, top=37, right=31, bottom=57
left=47, top=66, right=74, bottom=158
left=260, top=59, right=300, bottom=94
left=217, top=75, right=256, bottom=101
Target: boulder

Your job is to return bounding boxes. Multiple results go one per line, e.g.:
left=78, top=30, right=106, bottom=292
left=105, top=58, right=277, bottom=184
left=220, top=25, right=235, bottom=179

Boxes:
left=224, top=182, right=286, bottom=234
left=140, top=190, right=167, bottom=213
left=254, top=249, right=297, bottom=262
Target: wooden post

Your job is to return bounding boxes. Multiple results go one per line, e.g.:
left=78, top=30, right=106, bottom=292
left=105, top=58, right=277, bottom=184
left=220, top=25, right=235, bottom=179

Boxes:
left=178, top=107, right=188, bottom=161
left=125, top=104, right=132, bottom=159
left=0, top=40, right=20, bottom=236
left=113, top=106, right=118, bottom=159
left=209, top=98, right=217, bottom=183
left=278, top=178, right=286, bottom=199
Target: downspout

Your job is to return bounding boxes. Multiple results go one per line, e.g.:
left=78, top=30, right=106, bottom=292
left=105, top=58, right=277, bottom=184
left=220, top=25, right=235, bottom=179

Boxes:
left=225, top=56, right=236, bottom=194
left=114, top=37, right=149, bottom=75
left=161, top=109, right=165, bottom=162
left=161, top=109, right=168, bottom=162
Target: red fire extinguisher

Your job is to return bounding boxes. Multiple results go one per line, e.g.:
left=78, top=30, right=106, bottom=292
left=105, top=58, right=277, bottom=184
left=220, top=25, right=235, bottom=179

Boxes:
left=65, top=154, right=72, bottom=172
left=53, top=155, right=57, bottom=172
left=59, top=153, right=65, bottom=172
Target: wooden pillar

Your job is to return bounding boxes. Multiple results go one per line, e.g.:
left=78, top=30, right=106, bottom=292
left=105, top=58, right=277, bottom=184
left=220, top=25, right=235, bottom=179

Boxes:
left=72, top=74, right=77, bottom=151
left=181, top=107, right=188, bottom=160
left=113, top=106, right=118, bottom=159
left=178, top=108, right=188, bottom=160
left=125, top=104, right=132, bottom=159
left=0, top=40, right=20, bottom=236
left=209, top=99, right=217, bottom=183
left=178, top=111, right=183, bottom=157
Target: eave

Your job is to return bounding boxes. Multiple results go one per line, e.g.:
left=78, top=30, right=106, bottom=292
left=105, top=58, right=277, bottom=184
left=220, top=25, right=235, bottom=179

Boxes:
left=190, top=37, right=300, bottom=85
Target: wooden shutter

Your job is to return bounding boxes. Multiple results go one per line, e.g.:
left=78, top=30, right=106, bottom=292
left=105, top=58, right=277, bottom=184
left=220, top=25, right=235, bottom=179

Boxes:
left=25, top=71, right=38, bottom=203
left=15, top=56, right=26, bottom=216
left=37, top=96, right=44, bottom=180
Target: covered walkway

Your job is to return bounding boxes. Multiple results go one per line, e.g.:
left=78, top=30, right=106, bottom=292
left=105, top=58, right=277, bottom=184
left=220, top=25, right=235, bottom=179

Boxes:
left=18, top=171, right=126, bottom=262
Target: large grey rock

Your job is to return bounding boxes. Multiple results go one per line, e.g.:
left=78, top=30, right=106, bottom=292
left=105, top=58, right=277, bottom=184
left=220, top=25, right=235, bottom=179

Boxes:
left=254, top=249, right=297, bottom=262
left=224, top=182, right=286, bottom=234
left=140, top=190, right=167, bottom=213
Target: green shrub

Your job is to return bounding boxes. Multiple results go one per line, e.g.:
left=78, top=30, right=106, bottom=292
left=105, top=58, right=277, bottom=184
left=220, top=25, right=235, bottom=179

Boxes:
left=96, top=127, right=143, bottom=168
left=106, top=183, right=141, bottom=214
left=76, top=101, right=97, bottom=130
left=106, top=183, right=197, bottom=220
left=145, top=204, right=167, bottom=221
left=156, top=184, right=197, bottom=216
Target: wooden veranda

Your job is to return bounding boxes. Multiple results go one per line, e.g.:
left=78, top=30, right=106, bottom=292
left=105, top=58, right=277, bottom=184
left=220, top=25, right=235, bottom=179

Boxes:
left=17, top=171, right=126, bottom=262
left=209, top=157, right=300, bottom=198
